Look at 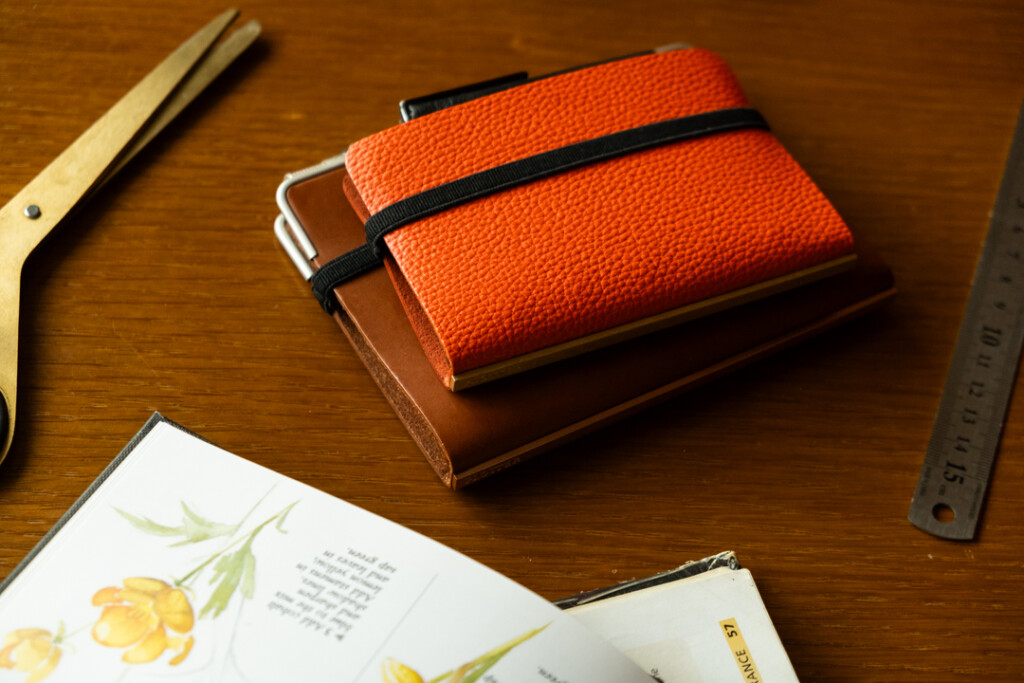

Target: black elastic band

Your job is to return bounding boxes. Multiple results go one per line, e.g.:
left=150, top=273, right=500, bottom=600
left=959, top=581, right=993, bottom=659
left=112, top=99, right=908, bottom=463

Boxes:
left=310, top=244, right=379, bottom=312
left=311, top=106, right=768, bottom=313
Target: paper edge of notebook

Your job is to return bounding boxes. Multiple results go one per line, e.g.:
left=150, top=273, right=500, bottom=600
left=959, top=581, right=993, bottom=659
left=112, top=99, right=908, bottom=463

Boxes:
left=449, top=253, right=859, bottom=392
left=451, top=281, right=895, bottom=488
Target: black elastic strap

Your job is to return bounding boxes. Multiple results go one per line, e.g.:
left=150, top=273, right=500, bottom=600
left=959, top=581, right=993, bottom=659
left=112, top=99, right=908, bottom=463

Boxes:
left=310, top=244, right=379, bottom=313
left=311, top=106, right=768, bottom=313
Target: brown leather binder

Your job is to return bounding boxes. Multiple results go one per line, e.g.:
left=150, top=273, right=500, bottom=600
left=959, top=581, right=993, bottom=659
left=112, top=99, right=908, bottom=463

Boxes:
left=275, top=157, right=895, bottom=488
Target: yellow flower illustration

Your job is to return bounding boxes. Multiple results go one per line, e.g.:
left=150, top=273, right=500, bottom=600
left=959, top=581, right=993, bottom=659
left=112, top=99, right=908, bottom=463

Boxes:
left=382, top=657, right=425, bottom=683
left=0, top=628, right=61, bottom=683
left=91, top=577, right=195, bottom=665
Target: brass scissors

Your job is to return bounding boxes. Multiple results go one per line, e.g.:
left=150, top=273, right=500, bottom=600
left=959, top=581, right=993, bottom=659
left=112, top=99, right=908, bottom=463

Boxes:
left=0, top=10, right=260, bottom=463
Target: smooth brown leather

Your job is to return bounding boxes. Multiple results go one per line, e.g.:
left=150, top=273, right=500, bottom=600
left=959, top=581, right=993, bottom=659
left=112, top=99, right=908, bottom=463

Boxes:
left=284, top=166, right=895, bottom=489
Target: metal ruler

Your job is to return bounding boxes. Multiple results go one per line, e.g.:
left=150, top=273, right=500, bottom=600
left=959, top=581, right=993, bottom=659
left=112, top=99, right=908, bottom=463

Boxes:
left=909, top=101, right=1024, bottom=540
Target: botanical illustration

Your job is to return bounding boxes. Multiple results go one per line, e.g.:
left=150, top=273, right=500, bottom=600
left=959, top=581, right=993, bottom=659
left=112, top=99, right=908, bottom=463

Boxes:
left=0, top=628, right=63, bottom=683
left=91, top=577, right=195, bottom=664
left=382, top=625, right=546, bottom=683
left=0, top=491, right=295, bottom=682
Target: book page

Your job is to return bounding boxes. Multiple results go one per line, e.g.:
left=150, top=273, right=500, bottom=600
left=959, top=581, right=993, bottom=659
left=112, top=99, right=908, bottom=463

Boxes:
left=566, top=567, right=799, bottom=683
left=0, top=419, right=652, bottom=683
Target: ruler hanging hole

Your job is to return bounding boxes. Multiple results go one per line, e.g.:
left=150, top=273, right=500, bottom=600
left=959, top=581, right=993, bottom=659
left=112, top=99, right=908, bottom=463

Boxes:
left=932, top=503, right=956, bottom=524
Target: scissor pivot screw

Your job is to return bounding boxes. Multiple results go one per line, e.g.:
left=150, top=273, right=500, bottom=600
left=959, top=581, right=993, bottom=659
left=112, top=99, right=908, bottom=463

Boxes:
left=23, top=205, right=41, bottom=220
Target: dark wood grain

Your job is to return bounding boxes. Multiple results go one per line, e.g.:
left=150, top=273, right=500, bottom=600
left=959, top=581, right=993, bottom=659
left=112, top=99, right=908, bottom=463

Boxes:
left=1, top=1, right=1022, bottom=679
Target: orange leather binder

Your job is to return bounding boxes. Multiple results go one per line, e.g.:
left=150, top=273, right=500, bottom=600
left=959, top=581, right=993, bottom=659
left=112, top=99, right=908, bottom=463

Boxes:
left=274, top=161, right=894, bottom=488
left=312, top=47, right=858, bottom=391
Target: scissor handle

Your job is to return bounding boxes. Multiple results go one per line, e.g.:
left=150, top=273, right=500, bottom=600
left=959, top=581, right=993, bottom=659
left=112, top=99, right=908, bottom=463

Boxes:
left=0, top=258, right=21, bottom=463
left=0, top=183, right=56, bottom=464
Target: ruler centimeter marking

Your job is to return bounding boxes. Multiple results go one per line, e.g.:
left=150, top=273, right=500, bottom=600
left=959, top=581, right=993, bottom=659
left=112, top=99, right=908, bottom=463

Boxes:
left=908, top=100, right=1024, bottom=540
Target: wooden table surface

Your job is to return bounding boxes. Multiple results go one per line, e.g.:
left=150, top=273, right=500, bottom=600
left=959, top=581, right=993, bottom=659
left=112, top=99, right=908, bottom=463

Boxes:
left=2, top=1, right=1022, bottom=679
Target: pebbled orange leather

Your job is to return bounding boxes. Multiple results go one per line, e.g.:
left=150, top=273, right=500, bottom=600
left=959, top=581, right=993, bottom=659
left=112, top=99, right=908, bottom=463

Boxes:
left=344, top=49, right=855, bottom=383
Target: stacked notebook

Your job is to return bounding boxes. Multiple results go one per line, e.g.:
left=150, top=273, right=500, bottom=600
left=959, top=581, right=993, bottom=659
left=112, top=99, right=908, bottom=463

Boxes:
left=274, top=46, right=895, bottom=487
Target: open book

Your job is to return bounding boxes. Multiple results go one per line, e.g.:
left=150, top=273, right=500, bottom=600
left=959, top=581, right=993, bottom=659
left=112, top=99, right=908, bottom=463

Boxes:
left=0, top=415, right=797, bottom=682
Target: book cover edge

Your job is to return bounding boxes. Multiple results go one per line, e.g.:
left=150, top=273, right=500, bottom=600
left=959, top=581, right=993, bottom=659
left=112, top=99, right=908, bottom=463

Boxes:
left=554, top=550, right=740, bottom=609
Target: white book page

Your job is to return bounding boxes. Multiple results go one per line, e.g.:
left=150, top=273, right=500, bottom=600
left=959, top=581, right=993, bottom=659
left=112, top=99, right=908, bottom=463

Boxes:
left=0, top=420, right=652, bottom=683
left=567, top=567, right=799, bottom=683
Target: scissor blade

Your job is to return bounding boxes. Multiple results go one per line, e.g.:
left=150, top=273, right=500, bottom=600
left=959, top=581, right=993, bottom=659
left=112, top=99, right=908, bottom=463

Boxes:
left=99, top=19, right=262, bottom=188
left=0, top=9, right=238, bottom=264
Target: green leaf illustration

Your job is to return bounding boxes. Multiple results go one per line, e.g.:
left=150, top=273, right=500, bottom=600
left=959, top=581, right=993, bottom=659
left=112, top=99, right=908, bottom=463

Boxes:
left=199, top=538, right=255, bottom=619
left=116, top=503, right=238, bottom=546
left=178, top=502, right=240, bottom=545
left=241, top=546, right=257, bottom=599
left=275, top=503, right=295, bottom=533
left=425, top=625, right=547, bottom=683
left=115, top=509, right=183, bottom=537
left=460, top=653, right=504, bottom=683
